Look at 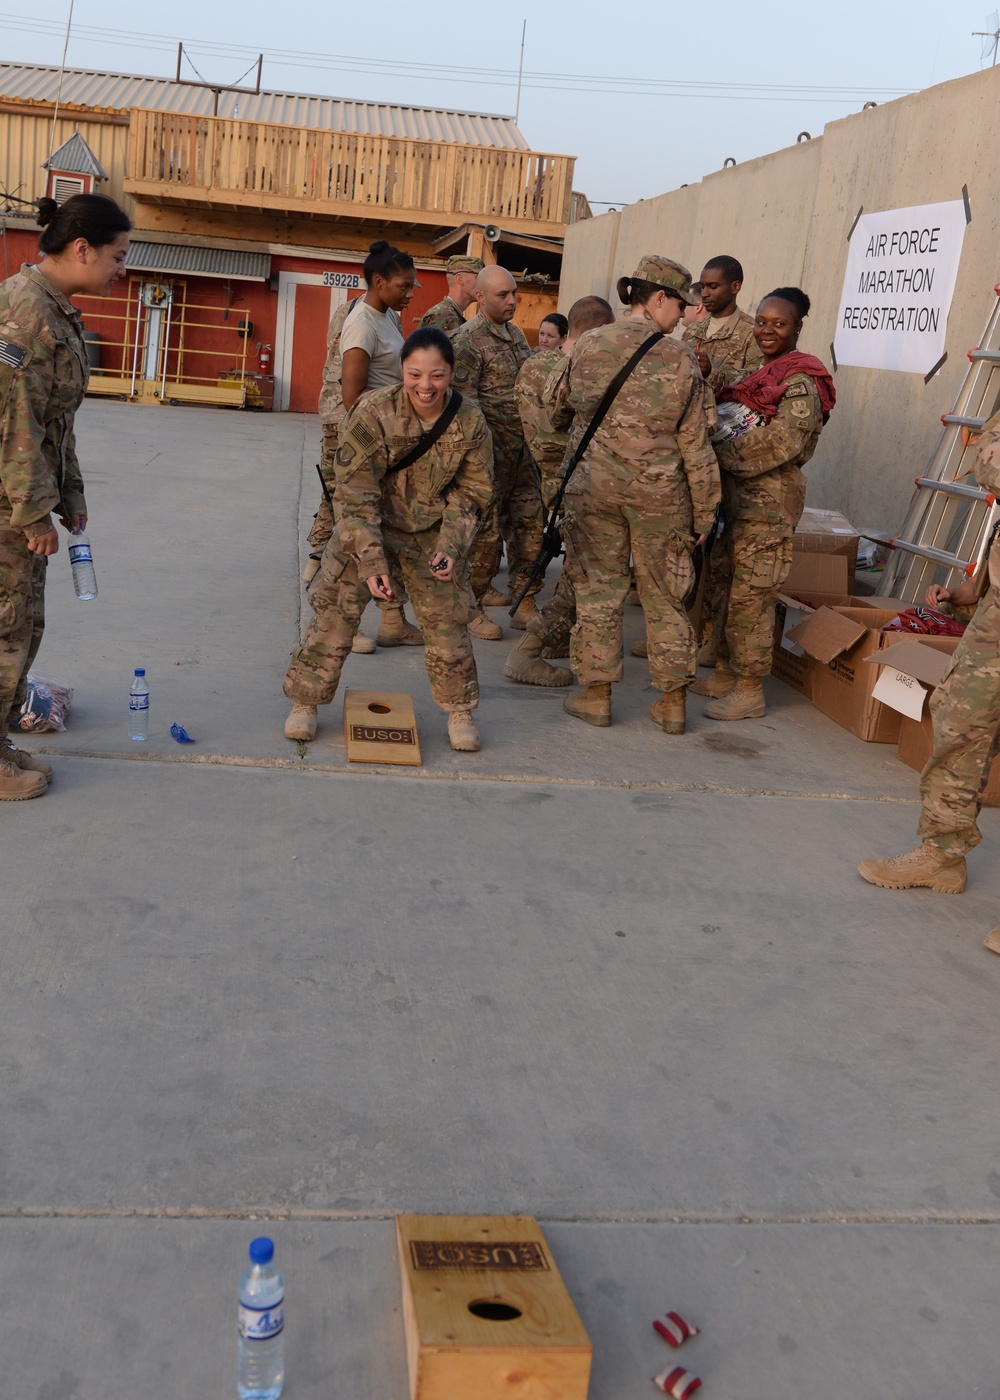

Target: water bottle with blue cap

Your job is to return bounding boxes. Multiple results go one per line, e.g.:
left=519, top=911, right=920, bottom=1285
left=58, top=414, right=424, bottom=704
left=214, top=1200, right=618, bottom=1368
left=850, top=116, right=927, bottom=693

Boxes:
left=237, top=1236, right=284, bottom=1399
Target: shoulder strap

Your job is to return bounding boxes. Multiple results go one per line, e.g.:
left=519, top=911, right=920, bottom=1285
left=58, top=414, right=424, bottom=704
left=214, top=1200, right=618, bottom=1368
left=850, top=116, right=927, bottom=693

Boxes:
left=560, top=330, right=663, bottom=488
left=384, top=390, right=464, bottom=477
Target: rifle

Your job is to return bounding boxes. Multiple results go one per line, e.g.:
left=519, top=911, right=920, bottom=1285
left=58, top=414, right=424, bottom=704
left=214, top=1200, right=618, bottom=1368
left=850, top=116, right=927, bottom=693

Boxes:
left=315, top=462, right=333, bottom=509
left=509, top=330, right=664, bottom=617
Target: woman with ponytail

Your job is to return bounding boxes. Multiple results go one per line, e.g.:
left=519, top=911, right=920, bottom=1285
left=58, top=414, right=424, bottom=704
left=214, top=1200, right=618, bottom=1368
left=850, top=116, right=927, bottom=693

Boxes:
left=695, top=286, right=836, bottom=721
left=0, top=192, right=130, bottom=797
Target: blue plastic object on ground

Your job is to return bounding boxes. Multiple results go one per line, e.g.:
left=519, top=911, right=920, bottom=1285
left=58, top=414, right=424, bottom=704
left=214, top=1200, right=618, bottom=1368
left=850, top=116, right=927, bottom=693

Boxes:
left=170, top=723, right=195, bottom=743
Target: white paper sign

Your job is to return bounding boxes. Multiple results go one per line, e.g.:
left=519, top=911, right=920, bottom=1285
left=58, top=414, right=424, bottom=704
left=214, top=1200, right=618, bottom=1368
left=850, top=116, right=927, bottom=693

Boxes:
left=872, top=666, right=929, bottom=721
left=834, top=201, right=967, bottom=375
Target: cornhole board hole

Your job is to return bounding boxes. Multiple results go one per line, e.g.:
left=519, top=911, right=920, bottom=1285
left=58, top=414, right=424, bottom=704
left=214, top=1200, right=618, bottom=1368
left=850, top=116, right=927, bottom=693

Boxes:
left=343, top=689, right=421, bottom=765
left=396, top=1214, right=592, bottom=1400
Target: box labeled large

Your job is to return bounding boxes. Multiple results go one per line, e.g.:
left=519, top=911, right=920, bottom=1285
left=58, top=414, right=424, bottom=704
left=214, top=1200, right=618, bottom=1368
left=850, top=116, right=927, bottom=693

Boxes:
left=396, top=1214, right=591, bottom=1400
left=772, top=592, right=903, bottom=699
left=786, top=605, right=911, bottom=741
left=869, top=636, right=1000, bottom=806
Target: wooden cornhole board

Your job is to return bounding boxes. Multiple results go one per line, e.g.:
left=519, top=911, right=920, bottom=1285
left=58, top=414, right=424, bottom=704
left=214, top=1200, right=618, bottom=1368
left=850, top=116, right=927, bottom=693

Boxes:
left=343, top=689, right=421, bottom=765
left=396, top=1214, right=592, bottom=1400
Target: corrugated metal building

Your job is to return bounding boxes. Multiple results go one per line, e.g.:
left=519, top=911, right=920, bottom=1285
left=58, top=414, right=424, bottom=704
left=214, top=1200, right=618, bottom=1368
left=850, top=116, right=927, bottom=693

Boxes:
left=0, top=62, right=575, bottom=410
left=0, top=62, right=530, bottom=149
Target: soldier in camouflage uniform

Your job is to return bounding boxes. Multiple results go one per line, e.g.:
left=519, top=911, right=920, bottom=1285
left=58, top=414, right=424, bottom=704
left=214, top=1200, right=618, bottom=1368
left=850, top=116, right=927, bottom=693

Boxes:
left=452, top=265, right=544, bottom=638
left=547, top=257, right=720, bottom=733
left=419, top=255, right=483, bottom=336
left=0, top=193, right=131, bottom=799
left=681, top=257, right=764, bottom=670
left=859, top=409, right=1000, bottom=953
left=701, top=288, right=833, bottom=722
left=309, top=298, right=403, bottom=652
left=504, top=296, right=615, bottom=687
left=284, top=327, right=493, bottom=753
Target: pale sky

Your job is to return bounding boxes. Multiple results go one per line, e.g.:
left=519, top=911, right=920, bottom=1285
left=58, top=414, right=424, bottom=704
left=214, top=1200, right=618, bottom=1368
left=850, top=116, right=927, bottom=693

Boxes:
left=0, top=0, right=993, bottom=206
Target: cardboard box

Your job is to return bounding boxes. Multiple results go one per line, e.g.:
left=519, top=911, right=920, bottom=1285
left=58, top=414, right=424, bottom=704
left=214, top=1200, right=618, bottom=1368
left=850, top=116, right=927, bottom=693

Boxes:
left=771, top=592, right=903, bottom=699
left=794, top=506, right=860, bottom=573
left=785, top=551, right=850, bottom=595
left=867, top=637, right=1000, bottom=806
left=786, top=605, right=911, bottom=741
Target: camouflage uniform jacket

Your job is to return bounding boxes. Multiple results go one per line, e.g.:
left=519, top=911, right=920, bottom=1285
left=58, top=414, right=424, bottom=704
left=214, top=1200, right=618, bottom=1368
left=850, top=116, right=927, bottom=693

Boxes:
left=546, top=317, right=721, bottom=537
left=317, top=297, right=357, bottom=428
left=683, top=307, right=763, bottom=392
left=0, top=264, right=89, bottom=533
left=452, top=312, right=531, bottom=466
left=713, top=373, right=824, bottom=524
left=420, top=296, right=466, bottom=336
left=514, top=347, right=566, bottom=500
left=334, top=383, right=494, bottom=578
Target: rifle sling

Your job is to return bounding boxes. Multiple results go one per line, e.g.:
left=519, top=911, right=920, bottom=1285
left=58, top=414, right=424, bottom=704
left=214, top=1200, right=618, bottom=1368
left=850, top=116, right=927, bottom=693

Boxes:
left=556, top=330, right=664, bottom=497
left=384, top=389, right=464, bottom=477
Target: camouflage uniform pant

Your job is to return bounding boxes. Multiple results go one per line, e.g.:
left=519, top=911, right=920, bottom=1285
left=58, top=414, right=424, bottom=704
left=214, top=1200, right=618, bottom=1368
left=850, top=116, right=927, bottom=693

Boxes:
left=917, top=587, right=1000, bottom=857
left=284, top=525, right=478, bottom=712
left=725, top=469, right=806, bottom=679
left=0, top=521, right=46, bottom=730
left=562, top=479, right=695, bottom=690
left=528, top=567, right=575, bottom=654
left=698, top=528, right=732, bottom=659
left=307, top=429, right=409, bottom=614
left=467, top=447, right=544, bottom=601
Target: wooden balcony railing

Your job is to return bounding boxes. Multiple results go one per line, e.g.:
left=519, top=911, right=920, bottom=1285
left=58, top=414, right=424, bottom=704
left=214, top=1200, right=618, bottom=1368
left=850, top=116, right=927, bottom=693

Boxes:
left=125, top=108, right=577, bottom=236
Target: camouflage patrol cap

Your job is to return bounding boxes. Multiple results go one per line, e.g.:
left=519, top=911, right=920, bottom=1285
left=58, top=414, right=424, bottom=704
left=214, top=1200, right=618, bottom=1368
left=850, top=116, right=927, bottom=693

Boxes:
left=631, top=254, right=698, bottom=305
left=446, top=255, right=486, bottom=274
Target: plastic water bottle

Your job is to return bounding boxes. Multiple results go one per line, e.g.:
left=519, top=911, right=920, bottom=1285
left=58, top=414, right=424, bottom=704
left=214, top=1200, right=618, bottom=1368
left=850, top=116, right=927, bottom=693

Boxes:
left=238, top=1237, right=285, bottom=1400
left=128, top=668, right=149, bottom=741
left=68, top=529, right=98, bottom=600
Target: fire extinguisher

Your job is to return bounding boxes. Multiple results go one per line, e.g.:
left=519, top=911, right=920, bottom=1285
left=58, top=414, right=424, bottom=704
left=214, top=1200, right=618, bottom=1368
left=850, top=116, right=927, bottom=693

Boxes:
left=258, top=342, right=272, bottom=375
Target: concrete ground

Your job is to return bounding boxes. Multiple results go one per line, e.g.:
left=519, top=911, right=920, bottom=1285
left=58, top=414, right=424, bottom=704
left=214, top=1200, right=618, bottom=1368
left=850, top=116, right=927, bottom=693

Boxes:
left=4, top=401, right=1000, bottom=1399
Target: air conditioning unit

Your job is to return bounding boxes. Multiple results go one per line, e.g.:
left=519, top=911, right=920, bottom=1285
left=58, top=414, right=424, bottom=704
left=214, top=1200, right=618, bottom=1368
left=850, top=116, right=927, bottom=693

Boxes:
left=50, top=175, right=86, bottom=204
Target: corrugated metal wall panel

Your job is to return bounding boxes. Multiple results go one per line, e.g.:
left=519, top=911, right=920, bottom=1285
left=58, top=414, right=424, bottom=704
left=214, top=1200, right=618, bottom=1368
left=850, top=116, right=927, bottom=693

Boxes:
left=0, top=111, right=128, bottom=208
left=125, top=241, right=270, bottom=280
left=0, top=63, right=529, bottom=149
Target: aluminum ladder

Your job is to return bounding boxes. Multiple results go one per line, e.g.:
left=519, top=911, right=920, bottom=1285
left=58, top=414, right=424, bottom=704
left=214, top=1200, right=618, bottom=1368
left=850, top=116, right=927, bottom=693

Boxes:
left=876, top=282, right=1000, bottom=602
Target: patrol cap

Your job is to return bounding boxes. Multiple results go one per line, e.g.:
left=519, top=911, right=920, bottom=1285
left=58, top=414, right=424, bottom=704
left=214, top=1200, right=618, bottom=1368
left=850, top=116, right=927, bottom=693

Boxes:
left=631, top=254, right=698, bottom=305
left=446, top=255, right=486, bottom=274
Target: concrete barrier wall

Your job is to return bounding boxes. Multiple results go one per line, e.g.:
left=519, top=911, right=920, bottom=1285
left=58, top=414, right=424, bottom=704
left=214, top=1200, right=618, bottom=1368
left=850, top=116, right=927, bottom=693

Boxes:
left=559, top=65, right=1000, bottom=536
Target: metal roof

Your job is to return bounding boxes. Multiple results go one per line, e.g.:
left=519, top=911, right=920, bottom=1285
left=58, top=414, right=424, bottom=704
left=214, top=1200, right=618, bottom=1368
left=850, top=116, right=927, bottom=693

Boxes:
left=125, top=240, right=271, bottom=281
left=43, top=131, right=108, bottom=178
left=0, top=63, right=530, bottom=150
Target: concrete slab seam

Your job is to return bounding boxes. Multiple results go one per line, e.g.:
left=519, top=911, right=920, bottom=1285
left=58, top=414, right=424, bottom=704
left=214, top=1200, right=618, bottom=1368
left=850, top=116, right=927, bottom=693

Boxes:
left=23, top=747, right=923, bottom=805
left=3, top=1208, right=999, bottom=1226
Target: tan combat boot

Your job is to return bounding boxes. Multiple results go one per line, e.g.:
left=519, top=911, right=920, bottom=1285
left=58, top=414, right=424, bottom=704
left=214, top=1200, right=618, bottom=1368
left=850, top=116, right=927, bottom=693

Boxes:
left=630, top=637, right=648, bottom=658
left=352, top=633, right=376, bottom=654
left=704, top=676, right=765, bottom=720
left=468, top=607, right=503, bottom=640
left=984, top=925, right=1000, bottom=955
left=510, top=594, right=539, bottom=630
left=542, top=640, right=570, bottom=659
left=481, top=585, right=512, bottom=607
left=377, top=604, right=424, bottom=647
left=697, top=639, right=718, bottom=668
left=650, top=688, right=686, bottom=735
left=3, top=738, right=52, bottom=781
left=690, top=661, right=735, bottom=698
left=0, top=755, right=47, bottom=800
left=857, top=845, right=967, bottom=893
left=284, top=703, right=318, bottom=741
left=448, top=709, right=481, bottom=752
left=503, top=632, right=572, bottom=687
left=563, top=682, right=612, bottom=727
